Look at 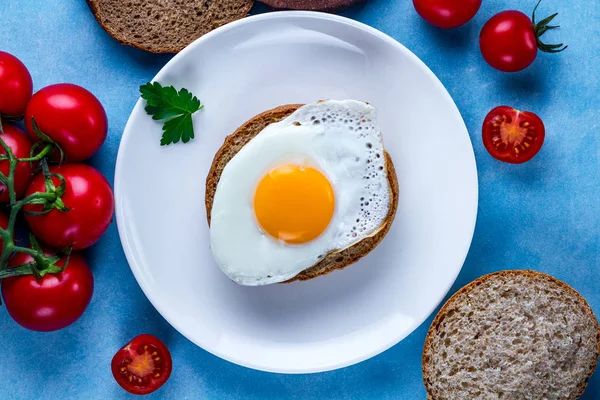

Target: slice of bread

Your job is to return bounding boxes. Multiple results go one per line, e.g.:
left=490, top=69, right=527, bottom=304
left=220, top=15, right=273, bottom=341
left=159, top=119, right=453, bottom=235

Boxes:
left=87, top=0, right=254, bottom=53
left=422, top=270, right=600, bottom=400
left=205, top=104, right=399, bottom=283
left=258, top=0, right=365, bottom=12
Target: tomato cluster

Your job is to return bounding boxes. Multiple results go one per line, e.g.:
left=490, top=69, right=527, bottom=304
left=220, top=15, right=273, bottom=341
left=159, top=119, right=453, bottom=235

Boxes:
left=0, top=51, right=172, bottom=396
left=0, top=51, right=114, bottom=332
left=412, top=0, right=564, bottom=164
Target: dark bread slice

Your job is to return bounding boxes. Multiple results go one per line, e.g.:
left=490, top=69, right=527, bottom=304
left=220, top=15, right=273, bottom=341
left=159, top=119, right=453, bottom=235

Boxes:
left=258, top=0, right=365, bottom=12
left=87, top=0, right=254, bottom=53
left=205, top=104, right=399, bottom=283
left=422, top=270, right=600, bottom=400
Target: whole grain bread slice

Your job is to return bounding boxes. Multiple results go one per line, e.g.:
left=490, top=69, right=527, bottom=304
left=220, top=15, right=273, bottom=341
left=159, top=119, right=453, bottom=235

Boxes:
left=87, top=0, right=254, bottom=53
left=422, top=270, right=600, bottom=400
left=205, top=104, right=399, bottom=283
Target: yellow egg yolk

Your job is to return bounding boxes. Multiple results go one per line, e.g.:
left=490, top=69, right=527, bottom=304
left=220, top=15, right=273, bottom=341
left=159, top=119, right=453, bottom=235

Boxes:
left=253, top=165, right=335, bottom=244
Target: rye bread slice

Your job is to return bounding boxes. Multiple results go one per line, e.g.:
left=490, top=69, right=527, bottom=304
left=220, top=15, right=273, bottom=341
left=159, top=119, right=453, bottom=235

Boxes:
left=258, top=0, right=365, bottom=12
left=423, top=270, right=600, bottom=400
left=205, top=104, right=399, bottom=283
left=87, top=0, right=254, bottom=53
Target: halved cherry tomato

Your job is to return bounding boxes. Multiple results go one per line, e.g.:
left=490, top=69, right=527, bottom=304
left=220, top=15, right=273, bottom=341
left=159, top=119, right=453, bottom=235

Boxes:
left=482, top=106, right=545, bottom=164
left=1, top=251, right=93, bottom=332
left=111, top=334, right=172, bottom=395
left=0, top=123, right=34, bottom=202
left=0, top=51, right=33, bottom=117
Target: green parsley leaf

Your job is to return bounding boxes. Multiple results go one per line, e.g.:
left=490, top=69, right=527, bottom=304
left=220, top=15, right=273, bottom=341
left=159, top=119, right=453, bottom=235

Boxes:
left=139, top=81, right=204, bottom=146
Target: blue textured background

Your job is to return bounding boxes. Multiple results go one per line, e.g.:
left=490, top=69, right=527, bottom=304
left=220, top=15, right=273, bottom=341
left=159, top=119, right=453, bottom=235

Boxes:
left=1, top=0, right=598, bottom=398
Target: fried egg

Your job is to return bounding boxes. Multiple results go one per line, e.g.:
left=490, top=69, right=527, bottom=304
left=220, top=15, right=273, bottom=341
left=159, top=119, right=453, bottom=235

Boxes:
left=209, top=100, right=391, bottom=285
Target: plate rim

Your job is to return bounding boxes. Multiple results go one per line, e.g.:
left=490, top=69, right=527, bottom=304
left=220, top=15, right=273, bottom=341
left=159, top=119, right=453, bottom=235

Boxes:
left=114, top=10, right=479, bottom=374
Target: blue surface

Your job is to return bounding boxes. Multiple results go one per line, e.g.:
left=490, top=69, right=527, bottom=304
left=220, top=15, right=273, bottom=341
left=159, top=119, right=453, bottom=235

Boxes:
left=0, top=0, right=598, bottom=398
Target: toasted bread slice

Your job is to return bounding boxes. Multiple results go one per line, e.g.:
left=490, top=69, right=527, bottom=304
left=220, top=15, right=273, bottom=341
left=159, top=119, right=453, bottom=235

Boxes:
left=87, top=0, right=254, bottom=53
left=205, top=104, right=399, bottom=283
left=258, top=0, right=364, bottom=12
left=422, top=270, right=600, bottom=400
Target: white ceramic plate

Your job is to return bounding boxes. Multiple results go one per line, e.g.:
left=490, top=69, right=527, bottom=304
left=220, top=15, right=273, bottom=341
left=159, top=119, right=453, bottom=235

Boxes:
left=115, top=11, right=478, bottom=373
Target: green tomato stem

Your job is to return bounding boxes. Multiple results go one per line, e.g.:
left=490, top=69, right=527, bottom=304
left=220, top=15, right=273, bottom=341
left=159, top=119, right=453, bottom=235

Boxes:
left=18, top=143, right=54, bottom=163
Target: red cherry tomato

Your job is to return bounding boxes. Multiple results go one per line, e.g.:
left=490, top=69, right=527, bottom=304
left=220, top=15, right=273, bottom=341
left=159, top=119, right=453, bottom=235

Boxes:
left=111, top=334, right=172, bottom=395
left=24, top=84, right=108, bottom=162
left=482, top=106, right=545, bottom=164
left=24, top=164, right=114, bottom=250
left=1, top=251, right=93, bottom=332
left=0, top=51, right=33, bottom=117
left=413, top=0, right=481, bottom=29
left=480, top=11, right=537, bottom=72
left=480, top=3, right=567, bottom=73
left=0, top=124, right=34, bottom=202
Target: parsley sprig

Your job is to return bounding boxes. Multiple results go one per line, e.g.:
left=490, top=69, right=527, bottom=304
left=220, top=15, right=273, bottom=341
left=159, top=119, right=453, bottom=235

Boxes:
left=140, top=82, right=204, bottom=146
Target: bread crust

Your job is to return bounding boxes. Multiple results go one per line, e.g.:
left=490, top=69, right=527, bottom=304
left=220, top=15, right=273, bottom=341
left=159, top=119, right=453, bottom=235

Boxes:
left=422, top=270, right=600, bottom=400
left=86, top=0, right=254, bottom=53
left=205, top=104, right=399, bottom=283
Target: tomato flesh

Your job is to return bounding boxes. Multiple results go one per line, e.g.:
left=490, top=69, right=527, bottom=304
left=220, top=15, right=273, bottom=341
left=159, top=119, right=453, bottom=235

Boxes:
left=482, top=106, right=545, bottom=164
left=111, top=334, right=172, bottom=395
left=480, top=11, right=538, bottom=72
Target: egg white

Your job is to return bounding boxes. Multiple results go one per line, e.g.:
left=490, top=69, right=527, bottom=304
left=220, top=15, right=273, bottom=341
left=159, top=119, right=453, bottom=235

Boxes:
left=209, top=100, right=390, bottom=285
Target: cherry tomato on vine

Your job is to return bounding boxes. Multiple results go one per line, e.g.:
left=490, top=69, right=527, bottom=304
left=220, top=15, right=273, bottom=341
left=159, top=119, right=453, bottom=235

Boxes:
left=482, top=106, right=545, bottom=164
left=111, top=334, right=172, bottom=395
left=0, top=124, right=34, bottom=202
left=24, top=164, right=114, bottom=250
left=413, top=0, right=481, bottom=29
left=0, top=51, right=32, bottom=117
left=1, top=251, right=93, bottom=332
left=24, top=83, right=108, bottom=162
left=480, top=2, right=567, bottom=72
